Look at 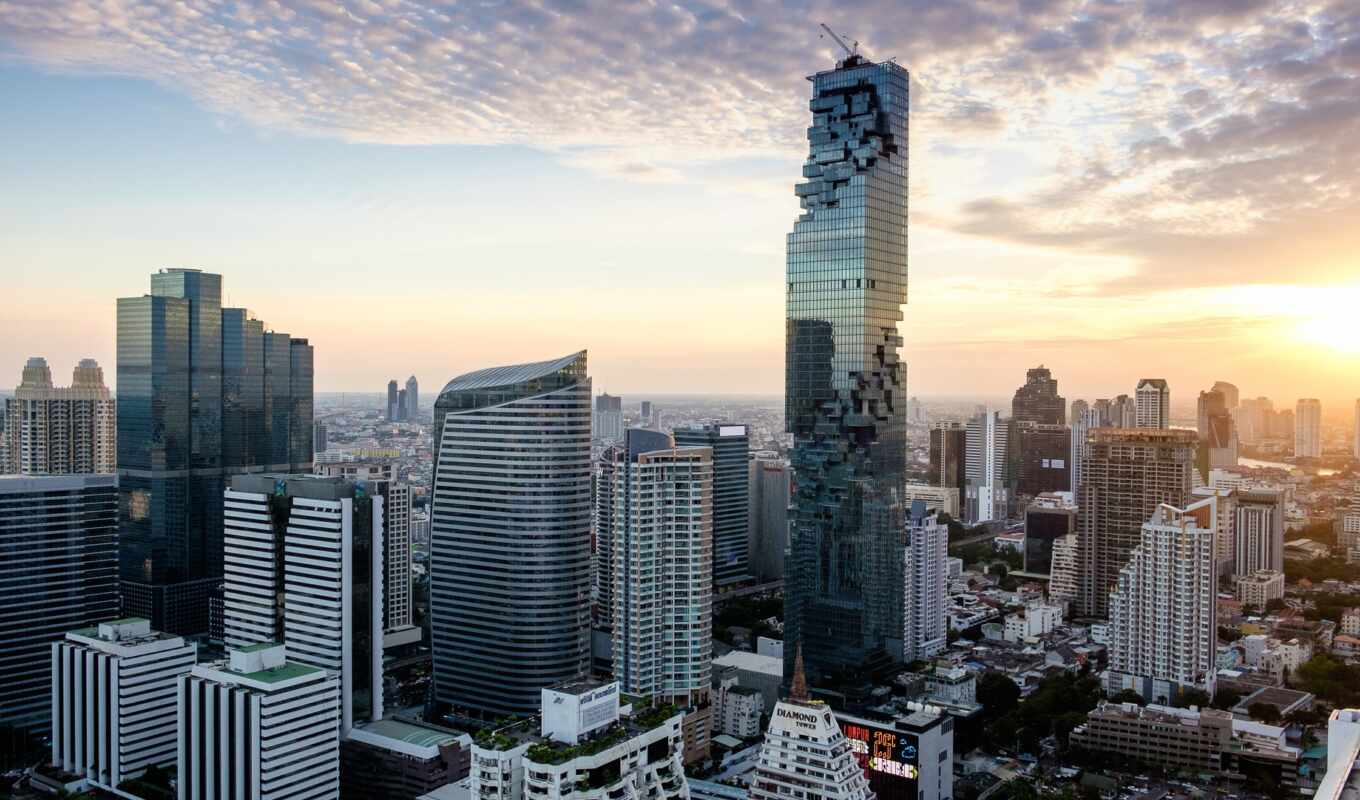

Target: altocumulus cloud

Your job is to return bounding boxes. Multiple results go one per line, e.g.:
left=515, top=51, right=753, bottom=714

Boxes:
left=2, top=0, right=1358, bottom=291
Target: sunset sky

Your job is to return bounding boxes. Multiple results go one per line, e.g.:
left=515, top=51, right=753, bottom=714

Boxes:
left=2, top=0, right=1358, bottom=408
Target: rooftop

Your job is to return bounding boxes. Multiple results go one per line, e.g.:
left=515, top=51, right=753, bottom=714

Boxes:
left=439, top=351, right=586, bottom=396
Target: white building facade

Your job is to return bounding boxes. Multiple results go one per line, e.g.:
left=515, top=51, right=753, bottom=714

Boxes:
left=177, top=644, right=340, bottom=800
left=1135, top=379, right=1171, bottom=429
left=1296, top=399, right=1322, bottom=458
left=965, top=410, right=1008, bottom=523
left=222, top=474, right=384, bottom=736
left=749, top=697, right=873, bottom=800
left=904, top=506, right=948, bottom=662
left=1106, top=497, right=1218, bottom=702
left=51, top=619, right=196, bottom=790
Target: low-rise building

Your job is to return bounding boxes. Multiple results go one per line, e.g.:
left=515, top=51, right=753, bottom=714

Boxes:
left=1003, top=602, right=1063, bottom=643
left=341, top=719, right=471, bottom=800
left=712, top=651, right=782, bottom=715
left=469, top=682, right=689, bottom=800
left=1070, top=701, right=1299, bottom=788
left=1341, top=608, right=1360, bottom=638
left=903, top=482, right=960, bottom=518
left=1237, top=570, right=1285, bottom=608
left=714, top=679, right=763, bottom=740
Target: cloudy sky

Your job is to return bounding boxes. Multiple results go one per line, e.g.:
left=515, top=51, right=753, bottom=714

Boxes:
left=2, top=0, right=1358, bottom=409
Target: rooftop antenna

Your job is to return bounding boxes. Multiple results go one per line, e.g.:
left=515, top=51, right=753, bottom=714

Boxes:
left=819, top=22, right=858, bottom=57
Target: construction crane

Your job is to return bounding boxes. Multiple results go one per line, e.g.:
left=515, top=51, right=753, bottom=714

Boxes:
left=819, top=23, right=858, bottom=57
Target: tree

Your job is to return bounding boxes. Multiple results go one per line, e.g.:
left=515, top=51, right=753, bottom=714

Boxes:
left=1174, top=688, right=1211, bottom=709
left=978, top=671, right=1021, bottom=719
left=1248, top=702, right=1282, bottom=724
left=1265, top=598, right=1287, bottom=613
left=1108, top=689, right=1146, bottom=706
left=1211, top=687, right=1244, bottom=711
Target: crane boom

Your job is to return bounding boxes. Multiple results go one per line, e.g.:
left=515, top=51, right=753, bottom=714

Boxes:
left=819, top=22, right=856, bottom=57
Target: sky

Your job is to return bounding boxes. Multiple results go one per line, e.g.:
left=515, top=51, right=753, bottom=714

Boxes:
left=1, top=0, right=1358, bottom=409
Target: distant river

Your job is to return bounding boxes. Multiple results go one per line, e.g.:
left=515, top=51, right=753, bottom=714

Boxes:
left=1237, top=457, right=1338, bottom=477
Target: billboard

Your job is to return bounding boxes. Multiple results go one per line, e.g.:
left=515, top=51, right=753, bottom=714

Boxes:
left=841, top=720, right=920, bottom=800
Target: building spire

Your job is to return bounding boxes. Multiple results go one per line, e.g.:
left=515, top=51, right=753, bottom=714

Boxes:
left=790, top=644, right=809, bottom=701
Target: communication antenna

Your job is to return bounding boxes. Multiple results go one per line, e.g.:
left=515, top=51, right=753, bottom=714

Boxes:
left=818, top=22, right=858, bottom=57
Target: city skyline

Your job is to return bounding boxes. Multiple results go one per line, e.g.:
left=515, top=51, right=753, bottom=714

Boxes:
left=3, top=2, right=1359, bottom=403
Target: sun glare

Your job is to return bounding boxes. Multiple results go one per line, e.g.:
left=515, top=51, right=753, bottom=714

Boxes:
left=1295, top=313, right=1360, bottom=354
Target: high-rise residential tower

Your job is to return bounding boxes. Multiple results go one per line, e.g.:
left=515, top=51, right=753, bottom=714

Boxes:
left=429, top=352, right=592, bottom=715
left=1354, top=399, right=1360, bottom=460
left=1111, top=394, right=1138, bottom=428
left=405, top=375, right=419, bottom=418
left=607, top=429, right=714, bottom=757
left=1070, top=402, right=1101, bottom=497
left=397, top=387, right=409, bottom=421
left=117, top=269, right=312, bottom=635
left=784, top=51, right=909, bottom=683
left=1011, top=365, right=1066, bottom=425
left=0, top=475, right=119, bottom=738
left=1106, top=497, right=1218, bottom=702
left=1078, top=428, right=1197, bottom=618
left=387, top=379, right=399, bottom=421
left=965, top=410, right=1008, bottom=523
left=903, top=502, right=948, bottom=663
left=593, top=392, right=623, bottom=443
left=222, top=473, right=385, bottom=736
left=674, top=423, right=750, bottom=584
left=3, top=357, right=116, bottom=475
left=1135, top=379, right=1171, bottom=429
left=1296, top=398, right=1322, bottom=458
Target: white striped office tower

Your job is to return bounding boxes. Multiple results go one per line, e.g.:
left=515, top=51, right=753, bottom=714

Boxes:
left=177, top=644, right=339, bottom=800
left=51, top=619, right=196, bottom=790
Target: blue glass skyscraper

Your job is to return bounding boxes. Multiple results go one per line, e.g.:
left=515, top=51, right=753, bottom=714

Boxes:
left=784, top=53, right=909, bottom=684
left=117, top=269, right=312, bottom=635
left=673, top=423, right=750, bottom=585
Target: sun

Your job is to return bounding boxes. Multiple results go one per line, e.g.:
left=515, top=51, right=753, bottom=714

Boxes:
left=1294, top=312, right=1360, bottom=355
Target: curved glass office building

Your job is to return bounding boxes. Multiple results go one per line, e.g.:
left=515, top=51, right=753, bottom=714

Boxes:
left=784, top=54, right=910, bottom=683
left=429, top=351, right=593, bottom=715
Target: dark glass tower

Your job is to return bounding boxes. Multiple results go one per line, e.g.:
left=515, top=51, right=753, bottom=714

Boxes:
left=1012, top=366, right=1066, bottom=426
left=784, top=54, right=909, bottom=683
left=117, top=269, right=312, bottom=635
left=674, top=423, right=750, bottom=584
left=429, top=351, right=592, bottom=715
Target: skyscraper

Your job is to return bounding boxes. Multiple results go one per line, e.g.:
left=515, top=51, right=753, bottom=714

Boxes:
left=1078, top=428, right=1197, bottom=618
left=928, top=422, right=967, bottom=499
left=406, top=375, right=419, bottom=418
left=222, top=473, right=384, bottom=736
left=3, top=357, right=116, bottom=475
left=1024, top=493, right=1078, bottom=577
left=397, top=387, right=409, bottom=421
left=1354, top=399, right=1360, bottom=460
left=748, top=458, right=790, bottom=582
left=117, top=269, right=312, bottom=635
left=1013, top=422, right=1071, bottom=498
left=749, top=664, right=874, bottom=800
left=1296, top=398, right=1322, bottom=458
left=1111, top=394, right=1137, bottom=428
left=1196, top=389, right=1239, bottom=474
left=1070, top=402, right=1101, bottom=497
left=1105, top=497, right=1218, bottom=702
left=314, top=420, right=328, bottom=454
left=1135, top=379, right=1171, bottom=429
left=784, top=51, right=909, bottom=683
left=1, top=475, right=119, bottom=739
left=607, top=430, right=713, bottom=757
left=429, top=351, right=591, bottom=715
left=903, top=502, right=948, bottom=663
left=965, top=410, right=1008, bottom=523
left=593, top=392, right=623, bottom=443
left=1011, top=365, right=1066, bottom=425
left=1211, top=381, right=1240, bottom=411
left=674, top=423, right=750, bottom=584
